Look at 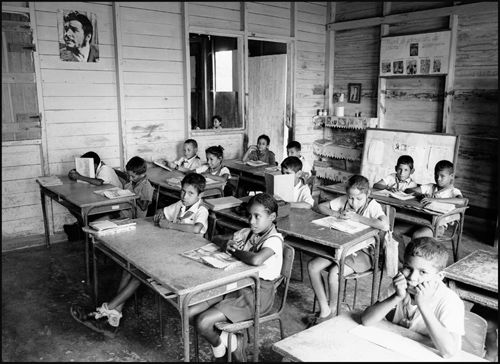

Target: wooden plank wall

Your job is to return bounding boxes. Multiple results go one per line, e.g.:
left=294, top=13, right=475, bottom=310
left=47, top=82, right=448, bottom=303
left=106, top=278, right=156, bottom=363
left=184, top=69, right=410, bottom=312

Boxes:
left=293, top=2, right=328, bottom=164
left=2, top=1, right=329, bottom=247
left=331, top=1, right=498, bottom=212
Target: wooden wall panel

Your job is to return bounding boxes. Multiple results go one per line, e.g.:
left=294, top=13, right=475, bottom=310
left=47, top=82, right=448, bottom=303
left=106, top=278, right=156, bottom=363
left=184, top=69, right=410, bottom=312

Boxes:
left=247, top=2, right=291, bottom=36
left=188, top=2, right=241, bottom=31
left=335, top=2, right=382, bottom=22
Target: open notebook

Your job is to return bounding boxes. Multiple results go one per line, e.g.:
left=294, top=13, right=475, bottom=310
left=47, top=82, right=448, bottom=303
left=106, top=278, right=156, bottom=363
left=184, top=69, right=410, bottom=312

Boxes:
left=311, top=216, right=368, bottom=234
left=182, top=243, right=245, bottom=270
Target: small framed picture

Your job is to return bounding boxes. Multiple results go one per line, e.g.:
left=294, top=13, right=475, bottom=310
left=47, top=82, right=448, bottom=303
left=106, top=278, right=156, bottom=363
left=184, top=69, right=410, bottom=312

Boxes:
left=347, top=83, right=361, bottom=104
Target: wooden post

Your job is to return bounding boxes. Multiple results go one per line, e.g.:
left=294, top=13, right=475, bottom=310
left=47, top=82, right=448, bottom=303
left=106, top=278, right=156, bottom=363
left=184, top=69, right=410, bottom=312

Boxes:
left=326, top=2, right=336, bottom=121
left=442, top=14, right=458, bottom=134
left=112, top=3, right=126, bottom=167
left=182, top=2, right=191, bottom=138
left=376, top=2, right=391, bottom=128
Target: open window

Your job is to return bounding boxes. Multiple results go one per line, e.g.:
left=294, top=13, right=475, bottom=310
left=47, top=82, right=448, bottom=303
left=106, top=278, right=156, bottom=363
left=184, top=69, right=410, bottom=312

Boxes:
left=189, top=33, right=243, bottom=131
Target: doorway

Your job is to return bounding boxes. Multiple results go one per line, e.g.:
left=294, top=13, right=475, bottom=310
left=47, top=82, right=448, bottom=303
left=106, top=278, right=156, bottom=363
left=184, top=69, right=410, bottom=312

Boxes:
left=247, top=39, right=288, bottom=163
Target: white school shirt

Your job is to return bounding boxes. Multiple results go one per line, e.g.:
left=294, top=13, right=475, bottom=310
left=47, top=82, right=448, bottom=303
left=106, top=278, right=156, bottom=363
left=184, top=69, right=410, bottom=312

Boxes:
left=96, top=163, right=122, bottom=188
left=162, top=199, right=209, bottom=235
left=329, top=195, right=385, bottom=220
left=174, top=155, right=202, bottom=170
left=195, top=165, right=231, bottom=179
left=293, top=180, right=314, bottom=207
left=382, top=173, right=417, bottom=191
left=419, top=184, right=462, bottom=198
left=381, top=281, right=465, bottom=337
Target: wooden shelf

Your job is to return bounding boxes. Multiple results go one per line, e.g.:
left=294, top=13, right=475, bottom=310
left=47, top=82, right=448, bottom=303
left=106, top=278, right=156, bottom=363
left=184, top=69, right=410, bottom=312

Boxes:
left=312, top=115, right=378, bottom=130
left=313, top=139, right=362, bottom=161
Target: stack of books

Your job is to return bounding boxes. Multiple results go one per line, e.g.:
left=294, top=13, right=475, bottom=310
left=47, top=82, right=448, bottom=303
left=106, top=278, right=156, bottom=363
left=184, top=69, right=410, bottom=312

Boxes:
left=37, top=176, right=63, bottom=186
left=89, top=219, right=136, bottom=235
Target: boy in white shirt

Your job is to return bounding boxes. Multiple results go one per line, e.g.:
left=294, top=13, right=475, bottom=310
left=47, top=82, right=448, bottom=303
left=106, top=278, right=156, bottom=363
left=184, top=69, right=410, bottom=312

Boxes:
left=153, top=173, right=209, bottom=235
left=286, top=141, right=312, bottom=176
left=373, top=154, right=417, bottom=192
left=163, top=139, right=202, bottom=173
left=280, top=156, right=314, bottom=209
left=361, top=237, right=464, bottom=358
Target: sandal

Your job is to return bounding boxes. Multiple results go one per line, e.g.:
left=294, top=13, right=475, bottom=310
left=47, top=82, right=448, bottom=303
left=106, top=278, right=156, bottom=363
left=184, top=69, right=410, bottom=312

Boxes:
left=70, top=304, right=118, bottom=338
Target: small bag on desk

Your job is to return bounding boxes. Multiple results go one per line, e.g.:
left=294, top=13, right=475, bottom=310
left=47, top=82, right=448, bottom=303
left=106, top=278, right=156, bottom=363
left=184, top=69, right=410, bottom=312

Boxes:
left=383, top=230, right=399, bottom=278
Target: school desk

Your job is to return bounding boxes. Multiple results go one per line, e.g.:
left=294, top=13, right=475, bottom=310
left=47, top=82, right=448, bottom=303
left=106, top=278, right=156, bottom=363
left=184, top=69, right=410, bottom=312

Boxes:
left=319, top=183, right=468, bottom=261
left=37, top=175, right=138, bottom=284
left=88, top=218, right=262, bottom=362
left=147, top=164, right=225, bottom=210
left=223, top=159, right=276, bottom=196
left=444, top=249, right=498, bottom=310
left=208, top=206, right=381, bottom=315
left=272, top=311, right=487, bottom=362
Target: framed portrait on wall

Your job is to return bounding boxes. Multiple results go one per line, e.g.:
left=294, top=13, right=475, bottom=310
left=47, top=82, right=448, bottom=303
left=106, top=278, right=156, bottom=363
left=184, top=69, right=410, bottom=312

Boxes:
left=57, top=9, right=99, bottom=62
left=348, top=83, right=361, bottom=104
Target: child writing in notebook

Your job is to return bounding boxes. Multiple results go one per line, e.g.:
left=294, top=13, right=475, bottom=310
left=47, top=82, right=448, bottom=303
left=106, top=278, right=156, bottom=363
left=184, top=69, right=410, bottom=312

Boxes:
left=189, top=193, right=283, bottom=362
left=153, top=173, right=209, bottom=235
left=361, top=237, right=464, bottom=358
left=162, top=139, right=202, bottom=173
left=308, top=175, right=389, bottom=326
left=373, top=155, right=418, bottom=192
left=242, top=134, right=276, bottom=166
left=281, top=156, right=314, bottom=209
left=286, top=140, right=312, bottom=176
left=405, top=160, right=466, bottom=239
left=69, top=174, right=209, bottom=338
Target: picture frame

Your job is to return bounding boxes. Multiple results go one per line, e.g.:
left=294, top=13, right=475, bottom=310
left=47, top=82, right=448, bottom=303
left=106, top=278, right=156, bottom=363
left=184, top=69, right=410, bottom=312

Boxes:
left=347, top=83, right=361, bottom=104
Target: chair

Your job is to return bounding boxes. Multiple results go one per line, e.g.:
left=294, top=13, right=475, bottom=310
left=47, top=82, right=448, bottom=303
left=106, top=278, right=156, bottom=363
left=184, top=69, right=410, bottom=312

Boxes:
left=198, top=243, right=295, bottom=362
left=312, top=204, right=396, bottom=313
left=434, top=198, right=469, bottom=262
left=462, top=310, right=488, bottom=358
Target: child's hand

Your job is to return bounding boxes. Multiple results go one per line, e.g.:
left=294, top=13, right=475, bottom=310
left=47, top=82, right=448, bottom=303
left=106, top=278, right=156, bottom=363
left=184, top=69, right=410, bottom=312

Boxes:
left=414, top=280, right=439, bottom=308
left=392, top=272, right=408, bottom=300
left=339, top=210, right=355, bottom=220
left=68, top=169, right=79, bottom=180
left=388, top=186, right=398, bottom=192
left=420, top=197, right=435, bottom=205
left=153, top=209, right=164, bottom=224
left=167, top=161, right=176, bottom=169
left=158, top=219, right=172, bottom=229
left=247, top=145, right=257, bottom=151
left=225, top=239, right=244, bottom=254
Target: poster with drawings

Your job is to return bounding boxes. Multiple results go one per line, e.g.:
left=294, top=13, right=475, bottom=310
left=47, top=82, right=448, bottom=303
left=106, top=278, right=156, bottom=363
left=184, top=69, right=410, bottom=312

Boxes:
left=380, top=31, right=451, bottom=76
left=361, top=129, right=458, bottom=187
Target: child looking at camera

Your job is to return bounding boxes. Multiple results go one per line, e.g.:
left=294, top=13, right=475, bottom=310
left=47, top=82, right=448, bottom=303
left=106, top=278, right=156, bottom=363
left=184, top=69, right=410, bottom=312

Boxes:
left=189, top=193, right=283, bottom=362
left=242, top=134, right=276, bottom=165
left=361, top=237, right=464, bottom=358
left=153, top=173, right=209, bottom=235
left=163, top=139, right=202, bottom=173
left=280, top=156, right=314, bottom=209
left=373, top=155, right=417, bottom=192
left=195, top=145, right=231, bottom=184
left=286, top=140, right=312, bottom=176
left=308, top=175, right=389, bottom=326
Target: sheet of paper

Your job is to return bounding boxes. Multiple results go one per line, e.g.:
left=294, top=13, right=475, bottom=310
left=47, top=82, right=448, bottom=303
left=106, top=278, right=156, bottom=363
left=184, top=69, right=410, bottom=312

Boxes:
left=311, top=216, right=368, bottom=234
left=350, top=325, right=442, bottom=361
left=367, top=140, right=384, bottom=165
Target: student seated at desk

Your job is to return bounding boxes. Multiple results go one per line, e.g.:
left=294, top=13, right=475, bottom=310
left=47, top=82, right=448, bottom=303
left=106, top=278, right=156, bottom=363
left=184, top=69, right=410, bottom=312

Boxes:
left=281, top=156, right=314, bottom=209
left=286, top=140, right=312, bottom=176
left=162, top=139, right=203, bottom=173
left=153, top=173, right=209, bottom=235
left=119, top=156, right=154, bottom=219
left=195, top=145, right=231, bottom=183
left=189, top=193, right=283, bottom=362
left=64, top=151, right=122, bottom=241
left=361, top=237, right=465, bottom=358
left=308, top=175, right=389, bottom=326
left=405, top=160, right=466, bottom=239
left=69, top=174, right=208, bottom=338
left=242, top=134, right=276, bottom=166
left=373, top=155, right=418, bottom=192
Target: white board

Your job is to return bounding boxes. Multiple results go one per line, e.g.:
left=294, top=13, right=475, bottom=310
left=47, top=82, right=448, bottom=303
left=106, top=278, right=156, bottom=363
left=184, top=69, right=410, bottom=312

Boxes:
left=380, top=31, right=451, bottom=76
left=361, top=129, right=459, bottom=186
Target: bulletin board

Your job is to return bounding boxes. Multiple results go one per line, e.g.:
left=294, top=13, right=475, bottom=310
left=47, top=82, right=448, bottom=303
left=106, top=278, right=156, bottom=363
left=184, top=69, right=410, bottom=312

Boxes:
left=360, top=128, right=459, bottom=186
left=379, top=31, right=451, bottom=76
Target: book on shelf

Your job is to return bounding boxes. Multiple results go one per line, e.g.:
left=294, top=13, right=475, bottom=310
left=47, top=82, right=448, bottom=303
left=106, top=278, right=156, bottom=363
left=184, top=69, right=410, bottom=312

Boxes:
left=153, top=159, right=172, bottom=171
left=423, top=201, right=456, bottom=214
left=75, top=157, right=95, bottom=183
left=204, top=196, right=243, bottom=211
left=245, top=160, right=267, bottom=167
left=311, top=216, right=368, bottom=234
left=89, top=218, right=136, bottom=231
left=94, top=186, right=135, bottom=199
left=37, top=176, right=63, bottom=186
left=181, top=243, right=245, bottom=270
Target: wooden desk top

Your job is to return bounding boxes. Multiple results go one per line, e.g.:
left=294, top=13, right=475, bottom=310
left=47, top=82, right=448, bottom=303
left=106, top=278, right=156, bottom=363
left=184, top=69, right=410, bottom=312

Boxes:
left=37, top=176, right=138, bottom=208
left=93, top=218, right=260, bottom=296
left=147, top=165, right=225, bottom=191
left=272, top=311, right=486, bottom=362
left=215, top=206, right=378, bottom=250
left=444, top=249, right=498, bottom=293
left=223, top=159, right=277, bottom=177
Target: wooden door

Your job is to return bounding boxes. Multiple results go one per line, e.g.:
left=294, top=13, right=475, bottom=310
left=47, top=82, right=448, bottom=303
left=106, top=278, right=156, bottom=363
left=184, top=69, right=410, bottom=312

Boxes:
left=2, top=11, right=40, bottom=141
left=248, top=54, right=287, bottom=163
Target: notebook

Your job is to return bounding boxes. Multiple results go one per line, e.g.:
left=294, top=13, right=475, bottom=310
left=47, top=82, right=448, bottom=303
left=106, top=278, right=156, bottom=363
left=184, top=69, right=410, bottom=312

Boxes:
left=423, top=201, right=456, bottom=214
left=153, top=159, right=172, bottom=171
left=182, top=243, right=245, bottom=270
left=264, top=172, right=295, bottom=202
left=94, top=187, right=135, bottom=199
left=311, top=216, right=368, bottom=234
left=89, top=218, right=136, bottom=231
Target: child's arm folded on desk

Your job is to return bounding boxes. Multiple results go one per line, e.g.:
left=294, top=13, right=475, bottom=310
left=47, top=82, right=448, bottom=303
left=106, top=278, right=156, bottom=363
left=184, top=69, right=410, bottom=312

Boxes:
left=226, top=243, right=275, bottom=266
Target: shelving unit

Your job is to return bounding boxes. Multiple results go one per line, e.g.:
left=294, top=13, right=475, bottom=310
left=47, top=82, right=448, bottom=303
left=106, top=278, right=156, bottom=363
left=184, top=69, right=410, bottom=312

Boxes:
left=312, top=115, right=378, bottom=184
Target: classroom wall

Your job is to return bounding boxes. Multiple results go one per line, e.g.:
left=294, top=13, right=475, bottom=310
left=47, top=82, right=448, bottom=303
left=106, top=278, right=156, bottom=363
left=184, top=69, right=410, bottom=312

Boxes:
left=330, top=1, right=498, bottom=212
left=1, top=1, right=328, bottom=249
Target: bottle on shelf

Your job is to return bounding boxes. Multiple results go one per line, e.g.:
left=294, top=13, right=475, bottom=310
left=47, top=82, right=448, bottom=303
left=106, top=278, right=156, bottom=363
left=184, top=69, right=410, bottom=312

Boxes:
left=335, top=93, right=345, bottom=117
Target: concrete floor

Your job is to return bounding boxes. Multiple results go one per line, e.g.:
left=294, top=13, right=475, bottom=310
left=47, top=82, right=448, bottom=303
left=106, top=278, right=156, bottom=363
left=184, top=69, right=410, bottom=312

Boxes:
left=2, top=225, right=495, bottom=362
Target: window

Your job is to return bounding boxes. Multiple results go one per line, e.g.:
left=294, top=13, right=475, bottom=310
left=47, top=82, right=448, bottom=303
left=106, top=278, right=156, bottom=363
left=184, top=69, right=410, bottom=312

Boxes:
left=189, top=34, right=242, bottom=130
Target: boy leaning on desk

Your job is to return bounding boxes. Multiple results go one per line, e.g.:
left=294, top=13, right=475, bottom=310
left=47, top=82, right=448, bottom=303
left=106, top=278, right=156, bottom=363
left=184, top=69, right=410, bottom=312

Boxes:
left=361, top=237, right=464, bottom=358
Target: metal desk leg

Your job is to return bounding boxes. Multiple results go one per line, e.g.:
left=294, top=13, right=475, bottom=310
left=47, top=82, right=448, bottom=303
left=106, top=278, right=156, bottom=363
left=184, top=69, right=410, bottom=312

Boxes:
left=370, top=236, right=380, bottom=305
left=252, top=275, right=261, bottom=362
left=40, top=188, right=51, bottom=248
left=92, top=236, right=98, bottom=307
left=83, top=211, right=90, bottom=285
left=337, top=255, right=346, bottom=316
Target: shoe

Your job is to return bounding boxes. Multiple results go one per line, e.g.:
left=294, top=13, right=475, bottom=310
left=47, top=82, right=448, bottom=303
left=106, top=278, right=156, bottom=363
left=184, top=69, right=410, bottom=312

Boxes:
left=70, top=304, right=118, bottom=338
left=231, top=333, right=247, bottom=362
left=214, top=353, right=228, bottom=363
left=307, top=311, right=334, bottom=328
